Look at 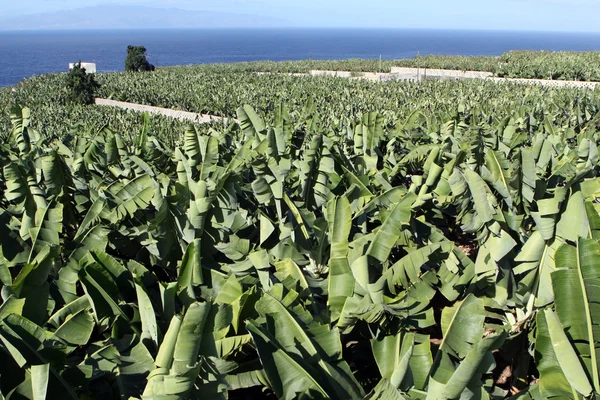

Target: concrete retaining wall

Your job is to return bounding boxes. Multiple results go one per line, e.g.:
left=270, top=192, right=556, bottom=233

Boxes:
left=390, top=67, right=493, bottom=80
left=310, top=70, right=422, bottom=82
left=310, top=70, right=354, bottom=78
left=491, top=77, right=599, bottom=89
left=310, top=68, right=493, bottom=81
left=307, top=69, right=600, bottom=88
left=95, top=98, right=235, bottom=123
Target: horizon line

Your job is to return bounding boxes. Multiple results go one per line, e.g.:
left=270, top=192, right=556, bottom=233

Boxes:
left=3, top=27, right=600, bottom=34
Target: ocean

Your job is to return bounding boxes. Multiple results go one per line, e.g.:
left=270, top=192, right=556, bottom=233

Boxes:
left=2, top=28, right=600, bottom=87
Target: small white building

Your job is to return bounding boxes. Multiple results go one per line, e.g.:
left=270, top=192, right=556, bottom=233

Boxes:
left=68, top=62, right=97, bottom=73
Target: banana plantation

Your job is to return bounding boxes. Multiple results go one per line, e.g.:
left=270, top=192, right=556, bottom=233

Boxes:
left=96, top=50, right=600, bottom=81
left=1, top=68, right=600, bottom=399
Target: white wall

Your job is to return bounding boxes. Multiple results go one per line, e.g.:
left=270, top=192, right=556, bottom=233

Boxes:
left=390, top=67, right=492, bottom=79
left=68, top=62, right=97, bottom=73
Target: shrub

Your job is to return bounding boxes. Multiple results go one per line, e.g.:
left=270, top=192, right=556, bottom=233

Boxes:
left=125, top=45, right=155, bottom=72
left=65, top=62, right=100, bottom=105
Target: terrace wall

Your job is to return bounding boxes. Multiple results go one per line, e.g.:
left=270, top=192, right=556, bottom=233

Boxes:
left=310, top=70, right=353, bottom=78
left=390, top=67, right=493, bottom=80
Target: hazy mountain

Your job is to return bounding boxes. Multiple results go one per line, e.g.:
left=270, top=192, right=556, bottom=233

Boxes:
left=0, top=5, right=293, bottom=30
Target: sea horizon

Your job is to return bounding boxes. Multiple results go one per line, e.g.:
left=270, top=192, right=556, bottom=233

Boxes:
left=2, top=28, right=600, bottom=87
left=4, top=27, right=600, bottom=33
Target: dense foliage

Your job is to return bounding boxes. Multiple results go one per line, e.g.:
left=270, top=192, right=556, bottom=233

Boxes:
left=95, top=68, right=600, bottom=123
left=125, top=46, right=155, bottom=73
left=397, top=51, right=600, bottom=81
left=1, top=68, right=600, bottom=399
left=65, top=63, right=100, bottom=105
left=495, top=50, right=600, bottom=81
left=113, top=50, right=600, bottom=81
left=138, top=56, right=499, bottom=74
left=166, top=57, right=498, bottom=74
left=1, top=74, right=212, bottom=148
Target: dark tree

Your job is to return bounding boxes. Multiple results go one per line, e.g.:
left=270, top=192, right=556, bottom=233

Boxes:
left=66, top=62, right=100, bottom=105
left=125, top=46, right=155, bottom=72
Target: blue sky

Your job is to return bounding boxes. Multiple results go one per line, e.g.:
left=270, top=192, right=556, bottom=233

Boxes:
left=4, top=0, right=599, bottom=32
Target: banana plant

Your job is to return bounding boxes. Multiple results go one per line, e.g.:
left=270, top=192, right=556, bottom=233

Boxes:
left=534, top=238, right=600, bottom=399
left=2, top=69, right=600, bottom=400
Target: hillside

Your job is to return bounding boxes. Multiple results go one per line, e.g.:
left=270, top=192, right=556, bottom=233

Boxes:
left=0, top=5, right=293, bottom=30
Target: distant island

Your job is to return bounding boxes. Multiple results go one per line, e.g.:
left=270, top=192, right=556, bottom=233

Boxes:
left=0, top=5, right=293, bottom=30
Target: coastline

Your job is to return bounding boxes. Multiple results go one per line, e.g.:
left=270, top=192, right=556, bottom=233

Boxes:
left=3, top=28, right=600, bottom=87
